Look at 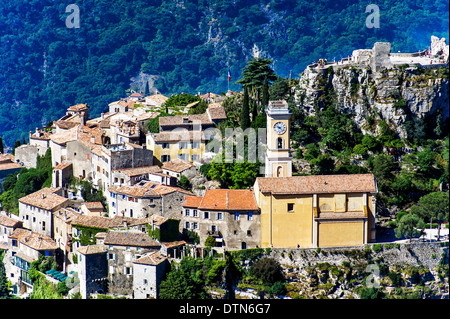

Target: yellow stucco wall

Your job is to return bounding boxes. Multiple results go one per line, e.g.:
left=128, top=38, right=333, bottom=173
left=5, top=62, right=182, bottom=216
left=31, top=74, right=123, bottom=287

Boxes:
left=149, top=138, right=205, bottom=163
left=260, top=193, right=313, bottom=248
left=318, top=221, right=364, bottom=247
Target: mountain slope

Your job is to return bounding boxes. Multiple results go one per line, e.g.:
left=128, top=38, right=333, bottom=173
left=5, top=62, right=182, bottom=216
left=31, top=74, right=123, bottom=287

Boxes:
left=0, top=0, right=448, bottom=147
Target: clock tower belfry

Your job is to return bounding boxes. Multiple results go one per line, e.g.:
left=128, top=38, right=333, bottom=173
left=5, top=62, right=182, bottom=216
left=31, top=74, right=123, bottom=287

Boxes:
left=265, top=100, right=293, bottom=178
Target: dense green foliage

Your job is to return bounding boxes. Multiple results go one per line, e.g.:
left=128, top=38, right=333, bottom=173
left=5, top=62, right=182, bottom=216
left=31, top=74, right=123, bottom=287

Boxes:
left=0, top=0, right=448, bottom=147
left=0, top=148, right=52, bottom=214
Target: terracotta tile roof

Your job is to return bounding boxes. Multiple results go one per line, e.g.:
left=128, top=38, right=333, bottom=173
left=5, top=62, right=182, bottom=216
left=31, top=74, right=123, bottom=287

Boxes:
left=145, top=93, right=168, bottom=104
left=159, top=114, right=213, bottom=127
left=83, top=202, right=104, bottom=210
left=207, top=106, right=227, bottom=120
left=161, top=158, right=194, bottom=173
left=0, top=153, right=15, bottom=163
left=112, top=165, right=163, bottom=177
left=133, top=251, right=167, bottom=265
left=160, top=240, right=187, bottom=249
left=77, top=244, right=106, bottom=255
left=0, top=215, right=21, bottom=228
left=9, top=228, right=57, bottom=251
left=255, top=174, right=377, bottom=195
left=109, top=181, right=194, bottom=198
left=29, top=130, right=51, bottom=141
left=50, top=125, right=103, bottom=147
left=0, top=162, right=22, bottom=172
left=185, top=189, right=258, bottom=211
left=104, top=230, right=160, bottom=248
left=129, top=92, right=144, bottom=98
left=151, top=130, right=206, bottom=142
left=72, top=214, right=122, bottom=229
left=19, top=187, right=69, bottom=211
left=67, top=103, right=89, bottom=112
left=54, top=162, right=72, bottom=170
left=183, top=196, right=203, bottom=208
left=316, top=211, right=367, bottom=220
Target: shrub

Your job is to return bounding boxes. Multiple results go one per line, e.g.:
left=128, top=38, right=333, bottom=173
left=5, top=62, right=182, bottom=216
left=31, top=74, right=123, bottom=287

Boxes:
left=372, top=244, right=383, bottom=253
left=251, top=257, right=284, bottom=285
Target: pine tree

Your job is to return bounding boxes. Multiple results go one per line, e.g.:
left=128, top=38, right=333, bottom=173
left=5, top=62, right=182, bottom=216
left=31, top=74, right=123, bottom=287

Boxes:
left=0, top=136, right=4, bottom=153
left=240, top=87, right=250, bottom=130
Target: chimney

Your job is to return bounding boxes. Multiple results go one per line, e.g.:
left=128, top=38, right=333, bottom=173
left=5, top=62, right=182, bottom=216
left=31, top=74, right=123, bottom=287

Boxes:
left=101, top=113, right=104, bottom=120
left=91, top=136, right=95, bottom=144
left=35, top=128, right=40, bottom=138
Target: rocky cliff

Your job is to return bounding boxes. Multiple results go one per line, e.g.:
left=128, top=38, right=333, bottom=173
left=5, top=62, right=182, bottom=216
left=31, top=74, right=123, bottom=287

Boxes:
left=294, top=50, right=449, bottom=139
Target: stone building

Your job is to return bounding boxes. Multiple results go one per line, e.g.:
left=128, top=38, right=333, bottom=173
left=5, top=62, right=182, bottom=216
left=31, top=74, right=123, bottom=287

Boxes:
left=18, top=187, right=70, bottom=238
left=182, top=189, right=260, bottom=250
left=76, top=244, right=108, bottom=299
left=99, top=142, right=153, bottom=191
left=132, top=251, right=168, bottom=299
left=0, top=214, right=22, bottom=248
left=108, top=181, right=194, bottom=220
left=111, top=165, right=176, bottom=187
left=5, top=228, right=57, bottom=296
left=102, top=230, right=160, bottom=296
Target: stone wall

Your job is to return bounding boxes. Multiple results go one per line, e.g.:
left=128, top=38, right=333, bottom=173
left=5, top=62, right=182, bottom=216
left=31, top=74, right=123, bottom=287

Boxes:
left=268, top=242, right=448, bottom=270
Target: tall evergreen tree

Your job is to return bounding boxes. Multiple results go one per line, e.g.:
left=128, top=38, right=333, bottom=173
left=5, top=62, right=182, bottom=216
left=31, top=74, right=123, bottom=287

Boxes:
left=0, top=136, right=4, bottom=153
left=236, top=57, right=277, bottom=105
left=144, top=80, right=150, bottom=97
left=0, top=257, right=10, bottom=299
left=240, top=87, right=250, bottom=130
left=261, top=76, right=270, bottom=110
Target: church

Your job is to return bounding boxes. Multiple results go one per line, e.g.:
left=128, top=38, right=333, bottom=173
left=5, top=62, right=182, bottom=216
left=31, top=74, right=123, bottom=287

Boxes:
left=255, top=100, right=377, bottom=248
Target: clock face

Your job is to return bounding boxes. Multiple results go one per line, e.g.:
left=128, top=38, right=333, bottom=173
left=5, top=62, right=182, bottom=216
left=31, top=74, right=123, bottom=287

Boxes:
left=273, top=121, right=287, bottom=135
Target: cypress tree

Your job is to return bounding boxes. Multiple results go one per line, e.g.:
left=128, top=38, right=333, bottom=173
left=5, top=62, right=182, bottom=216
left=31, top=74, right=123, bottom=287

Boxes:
left=0, top=258, right=10, bottom=299
left=240, top=86, right=250, bottom=130
left=261, top=75, right=269, bottom=110
left=0, top=136, right=4, bottom=153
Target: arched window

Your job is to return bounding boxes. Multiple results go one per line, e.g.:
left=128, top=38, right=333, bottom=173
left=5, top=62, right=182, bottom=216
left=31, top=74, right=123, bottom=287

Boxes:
left=277, top=137, right=283, bottom=149
left=277, top=166, right=283, bottom=177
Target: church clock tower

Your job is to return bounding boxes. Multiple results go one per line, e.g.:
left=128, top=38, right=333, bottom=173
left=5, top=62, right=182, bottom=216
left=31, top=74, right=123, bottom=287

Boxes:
left=265, top=100, right=293, bottom=178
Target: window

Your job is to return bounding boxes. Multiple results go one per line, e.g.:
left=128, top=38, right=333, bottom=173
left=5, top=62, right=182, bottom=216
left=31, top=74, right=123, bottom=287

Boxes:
left=109, top=266, right=114, bottom=274
left=191, top=154, right=200, bottom=161
left=216, top=212, right=223, bottom=220
left=234, top=212, right=240, bottom=221
left=161, top=143, right=169, bottom=149
left=161, top=155, right=170, bottom=162
left=191, top=222, right=198, bottom=229
left=184, top=209, right=190, bottom=217
left=247, top=230, right=252, bottom=236
left=210, top=225, right=217, bottom=232
left=124, top=267, right=132, bottom=275
left=203, top=211, right=210, bottom=219
left=277, top=137, right=283, bottom=149
left=143, top=279, right=148, bottom=285
left=193, top=210, right=198, bottom=217
left=248, top=212, right=253, bottom=221
left=287, top=203, right=294, bottom=212
left=107, top=253, right=115, bottom=260
left=185, top=222, right=190, bottom=229
left=181, top=142, right=189, bottom=149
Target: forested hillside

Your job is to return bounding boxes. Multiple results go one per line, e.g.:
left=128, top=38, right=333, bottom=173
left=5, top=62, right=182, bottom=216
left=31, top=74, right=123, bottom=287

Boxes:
left=0, top=0, right=448, bottom=147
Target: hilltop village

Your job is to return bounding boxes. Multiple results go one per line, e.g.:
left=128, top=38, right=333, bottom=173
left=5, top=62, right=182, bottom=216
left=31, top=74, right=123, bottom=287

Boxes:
left=0, top=38, right=449, bottom=299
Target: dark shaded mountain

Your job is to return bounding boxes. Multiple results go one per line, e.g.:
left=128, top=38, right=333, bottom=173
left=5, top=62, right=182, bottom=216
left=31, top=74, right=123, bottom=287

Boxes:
left=0, top=0, right=448, bottom=147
